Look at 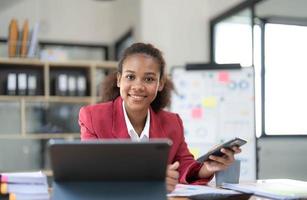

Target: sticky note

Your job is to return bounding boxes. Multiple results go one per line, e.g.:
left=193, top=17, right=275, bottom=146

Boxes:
left=218, top=71, right=230, bottom=83
left=189, top=147, right=200, bottom=158
left=191, top=107, right=203, bottom=119
left=202, top=97, right=217, bottom=108
left=0, top=183, right=8, bottom=194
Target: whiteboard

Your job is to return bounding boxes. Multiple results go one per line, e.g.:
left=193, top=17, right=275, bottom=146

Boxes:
left=170, top=66, right=256, bottom=180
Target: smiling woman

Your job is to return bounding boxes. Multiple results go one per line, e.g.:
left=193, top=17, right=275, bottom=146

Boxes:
left=78, top=42, right=242, bottom=193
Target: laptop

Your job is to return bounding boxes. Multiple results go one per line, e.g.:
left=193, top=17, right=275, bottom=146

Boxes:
left=48, top=139, right=172, bottom=200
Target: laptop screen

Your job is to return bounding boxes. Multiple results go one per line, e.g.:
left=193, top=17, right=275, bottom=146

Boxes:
left=48, top=139, right=171, bottom=182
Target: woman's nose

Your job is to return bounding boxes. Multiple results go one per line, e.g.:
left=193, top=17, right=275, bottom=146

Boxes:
left=131, top=80, right=145, bottom=91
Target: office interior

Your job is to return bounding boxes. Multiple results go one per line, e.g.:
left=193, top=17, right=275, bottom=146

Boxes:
left=0, top=0, right=306, bottom=182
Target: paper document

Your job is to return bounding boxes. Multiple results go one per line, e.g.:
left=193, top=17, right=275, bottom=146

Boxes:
left=0, top=171, right=47, bottom=184
left=168, top=184, right=246, bottom=199
left=222, top=179, right=307, bottom=200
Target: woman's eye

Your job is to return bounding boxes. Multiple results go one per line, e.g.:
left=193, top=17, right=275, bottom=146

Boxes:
left=145, top=77, right=154, bottom=82
left=126, top=75, right=135, bottom=80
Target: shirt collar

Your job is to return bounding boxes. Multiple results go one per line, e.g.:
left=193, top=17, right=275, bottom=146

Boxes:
left=122, top=101, right=150, bottom=141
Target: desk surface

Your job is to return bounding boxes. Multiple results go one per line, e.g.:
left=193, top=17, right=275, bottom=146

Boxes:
left=169, top=196, right=272, bottom=200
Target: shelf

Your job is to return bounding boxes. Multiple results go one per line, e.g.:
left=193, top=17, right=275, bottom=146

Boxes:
left=0, top=57, right=44, bottom=66
left=0, top=58, right=118, bottom=69
left=0, top=58, right=118, bottom=139
left=0, top=133, right=80, bottom=139
left=0, top=58, right=115, bottom=173
left=0, top=95, right=46, bottom=101
left=0, top=96, right=92, bottom=103
left=47, top=96, right=92, bottom=103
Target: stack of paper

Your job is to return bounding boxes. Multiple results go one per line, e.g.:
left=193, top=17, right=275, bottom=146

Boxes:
left=222, top=179, right=307, bottom=200
left=168, top=184, right=251, bottom=199
left=0, top=171, right=49, bottom=200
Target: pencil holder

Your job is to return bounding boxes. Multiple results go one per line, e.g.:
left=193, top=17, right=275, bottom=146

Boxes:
left=215, top=159, right=240, bottom=187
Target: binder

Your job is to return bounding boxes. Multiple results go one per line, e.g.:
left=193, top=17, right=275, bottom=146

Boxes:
left=77, top=75, right=86, bottom=96
left=55, top=74, right=67, bottom=96
left=27, top=75, right=37, bottom=96
left=68, top=76, right=76, bottom=96
left=17, top=73, right=27, bottom=96
left=6, top=73, right=17, bottom=95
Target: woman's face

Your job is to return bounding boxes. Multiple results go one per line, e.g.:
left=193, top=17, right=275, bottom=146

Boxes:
left=117, top=53, right=164, bottom=114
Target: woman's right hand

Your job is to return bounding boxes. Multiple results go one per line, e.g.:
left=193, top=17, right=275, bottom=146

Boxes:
left=166, top=161, right=180, bottom=193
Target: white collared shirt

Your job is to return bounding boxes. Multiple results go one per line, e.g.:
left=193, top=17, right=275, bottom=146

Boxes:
left=122, top=101, right=150, bottom=142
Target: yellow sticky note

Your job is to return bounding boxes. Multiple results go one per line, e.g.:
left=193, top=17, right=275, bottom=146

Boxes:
left=202, top=97, right=217, bottom=108
left=0, top=183, right=8, bottom=194
left=189, top=147, right=200, bottom=158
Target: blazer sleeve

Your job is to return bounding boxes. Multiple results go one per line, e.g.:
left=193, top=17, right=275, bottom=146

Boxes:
left=79, top=106, right=98, bottom=140
left=174, top=114, right=213, bottom=185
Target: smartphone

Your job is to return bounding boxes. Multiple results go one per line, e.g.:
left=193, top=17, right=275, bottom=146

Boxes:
left=197, top=137, right=247, bottom=163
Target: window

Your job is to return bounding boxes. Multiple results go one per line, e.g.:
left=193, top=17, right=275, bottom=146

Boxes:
left=264, top=23, right=307, bottom=135
left=213, top=9, right=253, bottom=67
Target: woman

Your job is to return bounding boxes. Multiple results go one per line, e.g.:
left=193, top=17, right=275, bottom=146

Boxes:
left=79, top=42, right=241, bottom=192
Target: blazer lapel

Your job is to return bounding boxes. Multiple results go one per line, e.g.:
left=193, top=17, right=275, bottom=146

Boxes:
left=149, top=108, right=168, bottom=139
left=111, top=97, right=130, bottom=139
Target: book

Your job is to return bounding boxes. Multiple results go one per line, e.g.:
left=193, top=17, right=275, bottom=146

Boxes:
left=222, top=179, right=307, bottom=200
left=0, top=171, right=49, bottom=200
left=0, top=182, right=48, bottom=195
left=27, top=22, right=39, bottom=58
left=8, top=19, right=19, bottom=57
left=20, top=20, right=29, bottom=57
left=9, top=192, right=49, bottom=200
left=0, top=171, right=47, bottom=185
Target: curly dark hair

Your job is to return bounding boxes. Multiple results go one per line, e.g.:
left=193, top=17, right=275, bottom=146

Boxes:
left=100, top=42, right=174, bottom=112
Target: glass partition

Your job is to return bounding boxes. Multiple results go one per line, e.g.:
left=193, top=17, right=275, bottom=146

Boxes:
left=26, top=102, right=85, bottom=133
left=0, top=101, right=21, bottom=134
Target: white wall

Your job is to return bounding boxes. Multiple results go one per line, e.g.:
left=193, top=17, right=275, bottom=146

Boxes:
left=138, top=0, right=243, bottom=68
left=0, top=0, right=142, bottom=44
left=0, top=0, right=114, bottom=43
left=110, top=0, right=141, bottom=42
left=1, top=0, right=243, bottom=63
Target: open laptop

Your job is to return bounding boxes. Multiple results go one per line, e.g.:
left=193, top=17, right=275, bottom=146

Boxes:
left=48, top=139, right=172, bottom=200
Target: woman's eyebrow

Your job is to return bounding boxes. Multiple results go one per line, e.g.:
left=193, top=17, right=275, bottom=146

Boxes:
left=144, top=72, right=157, bottom=76
left=123, top=70, right=135, bottom=73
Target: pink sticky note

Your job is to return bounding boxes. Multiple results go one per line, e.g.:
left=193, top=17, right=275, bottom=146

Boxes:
left=218, top=71, right=230, bottom=83
left=1, top=175, right=8, bottom=182
left=191, top=107, right=203, bottom=119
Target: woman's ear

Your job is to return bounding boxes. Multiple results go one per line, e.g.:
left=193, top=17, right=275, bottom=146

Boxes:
left=116, top=72, right=121, bottom=88
left=158, top=76, right=165, bottom=91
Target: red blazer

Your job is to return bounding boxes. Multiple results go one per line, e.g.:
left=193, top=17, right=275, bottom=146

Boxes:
left=79, top=96, right=211, bottom=184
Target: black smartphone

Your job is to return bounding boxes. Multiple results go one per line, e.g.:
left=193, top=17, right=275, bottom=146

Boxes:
left=197, top=137, right=247, bottom=163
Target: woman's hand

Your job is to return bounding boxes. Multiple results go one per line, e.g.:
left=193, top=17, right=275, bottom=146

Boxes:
left=198, top=146, right=241, bottom=178
left=166, top=161, right=179, bottom=193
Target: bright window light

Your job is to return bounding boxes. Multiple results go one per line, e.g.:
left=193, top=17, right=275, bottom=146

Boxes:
left=265, top=23, right=307, bottom=135
left=215, top=21, right=253, bottom=67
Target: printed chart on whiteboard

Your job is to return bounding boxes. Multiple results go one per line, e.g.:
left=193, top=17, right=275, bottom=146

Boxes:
left=170, top=66, right=256, bottom=180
